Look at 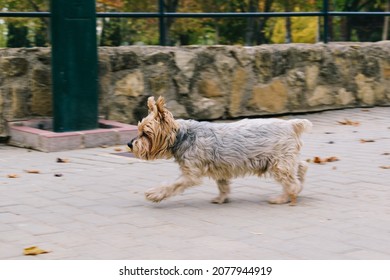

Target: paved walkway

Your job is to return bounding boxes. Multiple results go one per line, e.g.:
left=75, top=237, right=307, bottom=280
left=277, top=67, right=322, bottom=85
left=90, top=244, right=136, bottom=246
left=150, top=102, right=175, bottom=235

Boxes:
left=1, top=107, right=389, bottom=260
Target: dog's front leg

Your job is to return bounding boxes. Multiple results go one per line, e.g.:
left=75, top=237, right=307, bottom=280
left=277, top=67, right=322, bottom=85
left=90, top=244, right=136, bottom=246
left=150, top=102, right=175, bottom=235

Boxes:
left=145, top=175, right=201, bottom=203
left=212, top=179, right=231, bottom=204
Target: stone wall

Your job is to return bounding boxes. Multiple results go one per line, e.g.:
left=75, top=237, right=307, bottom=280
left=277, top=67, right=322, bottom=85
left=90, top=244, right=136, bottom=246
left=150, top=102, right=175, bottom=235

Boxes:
left=1, top=42, right=390, bottom=137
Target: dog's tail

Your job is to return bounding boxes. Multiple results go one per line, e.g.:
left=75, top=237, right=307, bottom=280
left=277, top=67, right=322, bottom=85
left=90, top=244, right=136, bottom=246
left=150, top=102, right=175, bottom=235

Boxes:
left=289, top=119, right=313, bottom=136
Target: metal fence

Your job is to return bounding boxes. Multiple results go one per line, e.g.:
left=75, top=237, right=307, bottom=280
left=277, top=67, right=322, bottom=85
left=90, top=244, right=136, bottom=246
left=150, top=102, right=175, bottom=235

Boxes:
left=1, top=0, right=390, bottom=45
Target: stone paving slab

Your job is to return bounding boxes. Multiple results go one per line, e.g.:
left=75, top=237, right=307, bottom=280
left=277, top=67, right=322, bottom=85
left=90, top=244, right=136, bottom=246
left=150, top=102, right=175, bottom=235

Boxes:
left=0, top=107, right=390, bottom=260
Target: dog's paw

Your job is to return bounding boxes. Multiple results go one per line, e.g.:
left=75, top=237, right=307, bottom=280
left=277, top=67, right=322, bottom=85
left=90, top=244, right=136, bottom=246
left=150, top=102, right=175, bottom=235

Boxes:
left=145, top=187, right=167, bottom=203
left=211, top=196, right=229, bottom=204
left=288, top=194, right=297, bottom=206
left=267, top=194, right=290, bottom=205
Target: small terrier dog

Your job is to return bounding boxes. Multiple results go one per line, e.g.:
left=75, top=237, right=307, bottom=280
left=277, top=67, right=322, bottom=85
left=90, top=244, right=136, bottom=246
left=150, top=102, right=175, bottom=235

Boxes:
left=128, top=96, right=312, bottom=205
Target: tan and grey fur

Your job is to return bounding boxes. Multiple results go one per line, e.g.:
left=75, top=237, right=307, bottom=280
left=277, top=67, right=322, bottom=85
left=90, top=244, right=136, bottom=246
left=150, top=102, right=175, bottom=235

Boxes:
left=128, top=96, right=312, bottom=205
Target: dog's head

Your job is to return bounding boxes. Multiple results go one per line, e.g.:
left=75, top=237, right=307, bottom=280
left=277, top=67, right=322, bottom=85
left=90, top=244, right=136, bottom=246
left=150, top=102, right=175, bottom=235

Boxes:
left=128, top=96, right=179, bottom=160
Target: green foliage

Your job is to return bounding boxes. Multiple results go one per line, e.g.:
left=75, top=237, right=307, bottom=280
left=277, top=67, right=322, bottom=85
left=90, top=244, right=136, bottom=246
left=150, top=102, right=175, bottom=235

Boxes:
left=0, top=0, right=49, bottom=47
left=271, top=16, right=317, bottom=43
left=0, top=0, right=388, bottom=47
left=0, top=23, right=6, bottom=47
left=6, top=22, right=30, bottom=47
left=100, top=18, right=122, bottom=46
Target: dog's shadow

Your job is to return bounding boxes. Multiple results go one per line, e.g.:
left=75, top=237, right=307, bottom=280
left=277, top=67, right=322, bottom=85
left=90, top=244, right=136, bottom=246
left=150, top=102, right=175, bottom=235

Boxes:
left=143, top=194, right=316, bottom=210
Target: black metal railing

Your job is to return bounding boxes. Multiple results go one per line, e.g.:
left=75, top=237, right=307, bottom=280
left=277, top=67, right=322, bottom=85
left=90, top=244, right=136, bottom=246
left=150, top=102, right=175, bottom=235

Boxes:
left=1, top=0, right=390, bottom=45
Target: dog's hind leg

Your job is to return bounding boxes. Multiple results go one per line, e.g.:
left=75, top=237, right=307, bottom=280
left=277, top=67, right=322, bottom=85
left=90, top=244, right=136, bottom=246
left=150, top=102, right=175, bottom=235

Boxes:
left=297, top=161, right=308, bottom=194
left=211, top=179, right=231, bottom=204
left=268, top=165, right=301, bottom=206
left=145, top=174, right=201, bottom=203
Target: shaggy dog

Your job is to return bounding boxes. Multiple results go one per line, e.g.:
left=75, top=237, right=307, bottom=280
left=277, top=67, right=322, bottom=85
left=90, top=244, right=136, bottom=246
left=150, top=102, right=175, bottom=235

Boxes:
left=128, top=96, right=312, bottom=205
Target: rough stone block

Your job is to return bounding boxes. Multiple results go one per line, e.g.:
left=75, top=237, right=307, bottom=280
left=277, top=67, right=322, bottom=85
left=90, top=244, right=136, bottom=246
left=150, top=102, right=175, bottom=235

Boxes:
left=11, top=86, right=29, bottom=118
left=251, top=79, right=288, bottom=113
left=198, top=78, right=223, bottom=98
left=114, top=71, right=144, bottom=97
left=308, top=85, right=335, bottom=107
left=0, top=56, right=28, bottom=77
left=2, top=43, right=390, bottom=138
left=229, top=67, right=248, bottom=117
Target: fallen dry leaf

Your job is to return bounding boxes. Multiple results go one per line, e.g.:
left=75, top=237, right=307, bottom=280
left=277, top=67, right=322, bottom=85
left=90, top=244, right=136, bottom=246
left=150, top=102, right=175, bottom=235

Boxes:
left=312, top=156, right=340, bottom=164
left=381, top=152, right=390, bottom=156
left=313, top=157, right=322, bottom=164
left=114, top=147, right=123, bottom=152
left=360, top=139, right=375, bottom=143
left=326, top=156, right=339, bottom=162
left=7, top=174, right=20, bottom=178
left=24, top=169, right=40, bottom=174
left=379, top=166, right=390, bottom=169
left=56, top=158, right=69, bottom=163
left=337, top=119, right=360, bottom=126
left=23, top=246, right=50, bottom=256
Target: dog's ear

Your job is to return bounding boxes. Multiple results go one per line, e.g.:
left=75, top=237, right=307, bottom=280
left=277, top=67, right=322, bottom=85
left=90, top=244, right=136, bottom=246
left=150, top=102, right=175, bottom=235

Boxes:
left=155, top=96, right=178, bottom=130
left=147, top=96, right=158, bottom=117
left=156, top=96, right=167, bottom=115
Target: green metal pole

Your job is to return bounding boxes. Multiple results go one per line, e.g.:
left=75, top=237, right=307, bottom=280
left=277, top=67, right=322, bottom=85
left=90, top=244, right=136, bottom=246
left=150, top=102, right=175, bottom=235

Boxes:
left=323, top=0, right=329, bottom=43
left=158, top=0, right=167, bottom=46
left=50, top=0, right=98, bottom=132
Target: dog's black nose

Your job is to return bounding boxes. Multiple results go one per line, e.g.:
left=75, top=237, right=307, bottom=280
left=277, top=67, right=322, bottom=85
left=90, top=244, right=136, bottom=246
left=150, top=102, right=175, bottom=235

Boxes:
left=127, top=138, right=135, bottom=150
left=127, top=138, right=135, bottom=149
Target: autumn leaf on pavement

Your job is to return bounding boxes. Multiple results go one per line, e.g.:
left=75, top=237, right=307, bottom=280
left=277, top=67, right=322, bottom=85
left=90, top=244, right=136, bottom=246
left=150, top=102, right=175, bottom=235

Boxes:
left=360, top=139, right=375, bottom=143
left=313, top=157, right=322, bottom=164
left=326, top=156, right=339, bottom=162
left=56, top=158, right=69, bottom=163
left=24, top=169, right=41, bottom=174
left=311, top=156, right=340, bottom=164
left=380, top=166, right=390, bottom=169
left=337, top=119, right=360, bottom=126
left=7, top=174, right=20, bottom=178
left=23, top=246, right=50, bottom=256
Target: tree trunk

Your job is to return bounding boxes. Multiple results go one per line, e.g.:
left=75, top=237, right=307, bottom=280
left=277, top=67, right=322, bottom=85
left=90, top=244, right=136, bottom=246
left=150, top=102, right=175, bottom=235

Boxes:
left=256, top=0, right=273, bottom=44
left=100, top=18, right=122, bottom=46
left=284, top=0, right=292, bottom=43
left=245, top=0, right=258, bottom=46
left=164, top=0, right=180, bottom=45
left=383, top=0, right=390, bottom=40
left=27, top=0, right=50, bottom=46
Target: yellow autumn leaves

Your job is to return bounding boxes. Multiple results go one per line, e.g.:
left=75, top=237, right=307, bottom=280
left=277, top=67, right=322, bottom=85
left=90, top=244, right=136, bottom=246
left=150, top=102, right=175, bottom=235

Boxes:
left=23, top=246, right=50, bottom=256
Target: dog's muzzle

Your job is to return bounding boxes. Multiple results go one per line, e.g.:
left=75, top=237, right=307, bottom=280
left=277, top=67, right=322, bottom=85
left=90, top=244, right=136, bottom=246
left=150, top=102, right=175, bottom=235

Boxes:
left=127, top=138, right=136, bottom=150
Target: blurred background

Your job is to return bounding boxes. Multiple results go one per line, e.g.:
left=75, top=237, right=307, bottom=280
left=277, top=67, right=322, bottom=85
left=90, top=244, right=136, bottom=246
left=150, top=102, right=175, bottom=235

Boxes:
left=0, top=0, right=389, bottom=47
